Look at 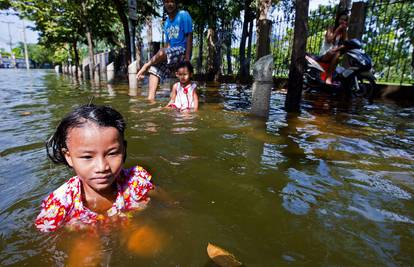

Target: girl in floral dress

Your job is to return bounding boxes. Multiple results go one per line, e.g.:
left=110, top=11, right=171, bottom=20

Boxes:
left=35, top=104, right=155, bottom=233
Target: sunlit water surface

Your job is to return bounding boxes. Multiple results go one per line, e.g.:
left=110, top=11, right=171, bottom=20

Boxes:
left=0, top=69, right=413, bottom=266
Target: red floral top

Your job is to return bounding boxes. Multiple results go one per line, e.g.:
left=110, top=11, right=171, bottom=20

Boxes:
left=35, top=165, right=154, bottom=233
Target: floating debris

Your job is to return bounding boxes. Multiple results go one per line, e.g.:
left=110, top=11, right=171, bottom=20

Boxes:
left=159, top=156, right=181, bottom=166
left=207, top=243, right=242, bottom=267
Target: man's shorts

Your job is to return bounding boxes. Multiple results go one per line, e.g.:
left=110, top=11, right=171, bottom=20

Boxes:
left=148, top=46, right=186, bottom=79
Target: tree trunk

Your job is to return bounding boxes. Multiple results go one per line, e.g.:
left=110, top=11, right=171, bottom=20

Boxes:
left=146, top=16, right=153, bottom=59
left=285, top=0, right=309, bottom=112
left=338, top=0, right=353, bottom=12
left=256, top=0, right=272, bottom=60
left=161, top=13, right=166, bottom=47
left=81, top=1, right=95, bottom=79
left=197, top=25, right=204, bottom=74
left=112, top=0, right=131, bottom=65
left=239, top=0, right=252, bottom=78
left=136, top=24, right=143, bottom=69
left=207, top=27, right=219, bottom=81
left=411, top=37, right=414, bottom=83
left=226, top=24, right=233, bottom=75
left=146, top=16, right=152, bottom=45
left=246, top=19, right=254, bottom=75
left=215, top=31, right=222, bottom=78
left=73, top=39, right=79, bottom=77
left=348, top=2, right=366, bottom=40
left=85, top=31, right=95, bottom=79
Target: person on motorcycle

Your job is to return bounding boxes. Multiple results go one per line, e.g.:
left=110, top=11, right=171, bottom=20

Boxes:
left=318, top=12, right=349, bottom=85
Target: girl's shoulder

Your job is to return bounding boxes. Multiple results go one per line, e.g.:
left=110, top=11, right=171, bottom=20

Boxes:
left=172, top=82, right=180, bottom=90
left=123, top=165, right=152, bottom=181
left=35, top=176, right=80, bottom=232
left=122, top=165, right=153, bottom=187
left=42, top=176, right=80, bottom=206
left=122, top=165, right=154, bottom=201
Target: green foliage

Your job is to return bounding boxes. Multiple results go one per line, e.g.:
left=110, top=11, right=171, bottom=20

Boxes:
left=0, top=0, right=11, bottom=9
left=11, top=42, right=55, bottom=65
left=7, top=0, right=159, bottom=66
left=11, top=46, right=22, bottom=58
left=2, top=0, right=411, bottom=83
left=271, top=1, right=413, bottom=84
left=363, top=1, right=413, bottom=83
left=0, top=48, right=11, bottom=57
left=29, top=44, right=54, bottom=65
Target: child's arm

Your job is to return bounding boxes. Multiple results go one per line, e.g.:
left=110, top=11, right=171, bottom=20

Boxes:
left=165, top=83, right=178, bottom=108
left=193, top=88, right=199, bottom=112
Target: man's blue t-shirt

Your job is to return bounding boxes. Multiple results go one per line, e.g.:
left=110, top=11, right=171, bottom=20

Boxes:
left=164, top=10, right=192, bottom=49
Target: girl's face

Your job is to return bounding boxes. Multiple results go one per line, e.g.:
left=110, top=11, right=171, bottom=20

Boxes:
left=339, top=15, right=348, bottom=27
left=64, top=121, right=125, bottom=195
left=176, top=67, right=191, bottom=84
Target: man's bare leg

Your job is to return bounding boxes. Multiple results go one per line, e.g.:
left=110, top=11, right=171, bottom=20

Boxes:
left=148, top=74, right=160, bottom=100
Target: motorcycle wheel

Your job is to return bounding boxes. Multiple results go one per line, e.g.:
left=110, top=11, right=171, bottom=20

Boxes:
left=351, top=75, right=377, bottom=101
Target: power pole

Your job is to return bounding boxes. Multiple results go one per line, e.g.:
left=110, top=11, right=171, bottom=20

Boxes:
left=5, top=21, right=13, bottom=53
left=0, top=21, right=15, bottom=67
left=22, top=21, right=30, bottom=69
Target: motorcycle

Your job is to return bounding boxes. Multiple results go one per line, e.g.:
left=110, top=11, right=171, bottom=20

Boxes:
left=304, top=39, right=378, bottom=102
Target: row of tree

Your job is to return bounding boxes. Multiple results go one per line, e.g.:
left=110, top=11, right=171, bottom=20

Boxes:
left=1, top=0, right=158, bottom=76
left=7, top=42, right=54, bottom=67
left=1, top=0, right=284, bottom=81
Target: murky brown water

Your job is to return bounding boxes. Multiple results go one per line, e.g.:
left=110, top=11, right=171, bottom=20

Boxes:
left=0, top=69, right=413, bottom=266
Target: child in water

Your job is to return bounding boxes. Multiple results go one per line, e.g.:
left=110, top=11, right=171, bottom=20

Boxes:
left=166, top=61, right=199, bottom=112
left=35, top=104, right=155, bottom=232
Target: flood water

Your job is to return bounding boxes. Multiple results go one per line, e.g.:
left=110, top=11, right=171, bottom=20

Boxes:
left=0, top=69, right=413, bottom=266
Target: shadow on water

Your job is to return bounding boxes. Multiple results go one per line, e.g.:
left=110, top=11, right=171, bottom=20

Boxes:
left=0, top=70, right=413, bottom=266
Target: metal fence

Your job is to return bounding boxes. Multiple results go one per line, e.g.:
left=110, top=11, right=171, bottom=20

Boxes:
left=363, top=0, right=413, bottom=84
left=270, top=0, right=413, bottom=85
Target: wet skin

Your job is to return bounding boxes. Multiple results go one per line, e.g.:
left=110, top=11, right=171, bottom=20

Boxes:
left=64, top=121, right=125, bottom=213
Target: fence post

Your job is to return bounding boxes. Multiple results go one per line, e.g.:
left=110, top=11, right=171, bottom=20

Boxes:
left=128, top=61, right=138, bottom=90
left=107, top=62, right=115, bottom=84
left=251, top=55, right=274, bottom=117
left=82, top=58, right=90, bottom=79
left=54, top=65, right=61, bottom=74
left=348, top=2, right=367, bottom=40
left=94, top=63, right=100, bottom=83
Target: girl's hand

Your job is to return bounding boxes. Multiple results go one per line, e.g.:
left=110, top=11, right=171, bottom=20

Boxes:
left=136, top=63, right=149, bottom=80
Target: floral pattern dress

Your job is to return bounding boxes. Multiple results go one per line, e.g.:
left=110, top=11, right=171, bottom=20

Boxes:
left=35, top=165, right=154, bottom=233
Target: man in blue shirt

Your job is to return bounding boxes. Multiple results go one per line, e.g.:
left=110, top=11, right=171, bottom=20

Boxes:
left=137, top=0, right=193, bottom=100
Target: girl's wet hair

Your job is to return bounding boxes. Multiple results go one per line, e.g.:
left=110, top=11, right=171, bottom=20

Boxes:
left=46, top=104, right=126, bottom=166
left=176, top=61, right=194, bottom=74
